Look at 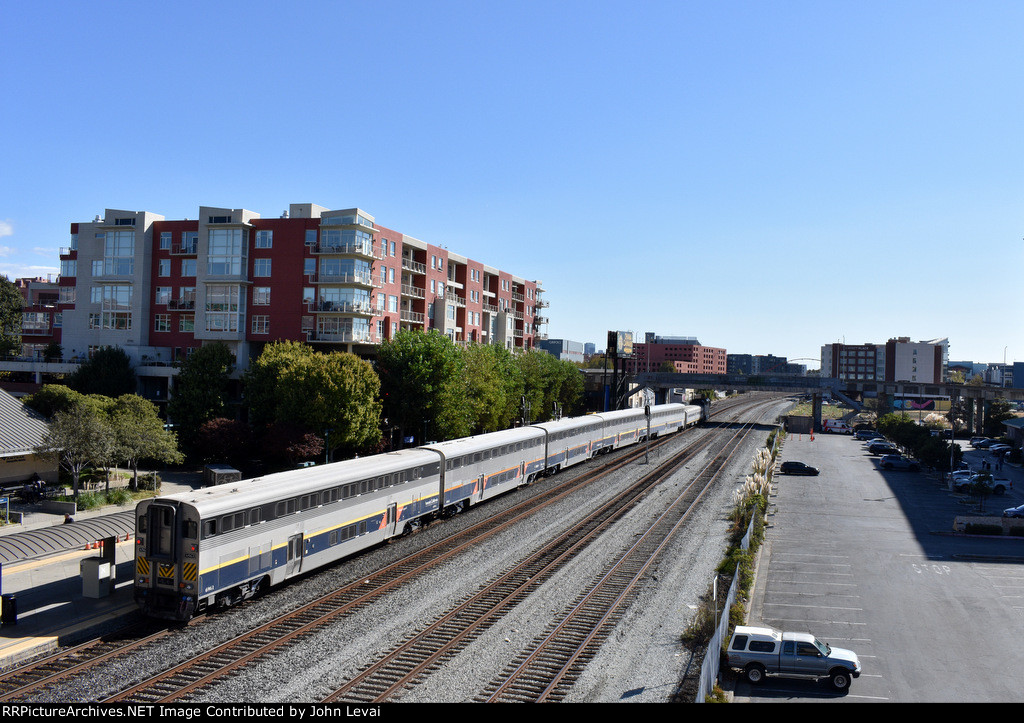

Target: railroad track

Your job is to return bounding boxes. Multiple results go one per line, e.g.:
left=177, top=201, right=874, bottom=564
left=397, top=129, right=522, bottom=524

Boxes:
left=1, top=395, right=776, bottom=703
left=0, top=622, right=171, bottom=701
left=321, top=398, right=775, bottom=703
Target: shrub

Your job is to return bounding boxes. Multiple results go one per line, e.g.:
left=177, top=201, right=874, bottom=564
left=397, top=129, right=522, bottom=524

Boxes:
left=106, top=488, right=134, bottom=506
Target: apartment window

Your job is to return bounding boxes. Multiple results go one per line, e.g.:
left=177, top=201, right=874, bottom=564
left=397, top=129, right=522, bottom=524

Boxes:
left=304, top=258, right=316, bottom=277
left=59, top=287, right=76, bottom=304
left=160, top=232, right=172, bottom=250
left=255, top=230, right=273, bottom=248
left=208, top=215, right=232, bottom=224
left=207, top=228, right=246, bottom=276
left=179, top=314, right=195, bottom=332
left=251, top=315, right=270, bottom=334
left=102, top=231, right=135, bottom=275
left=303, top=287, right=315, bottom=303
left=154, top=314, right=171, bottom=332
left=155, top=287, right=172, bottom=305
left=253, top=286, right=271, bottom=305
left=389, top=295, right=398, bottom=313
left=60, top=259, right=77, bottom=277
left=158, top=259, right=170, bottom=277
left=89, top=313, right=101, bottom=329
left=181, top=232, right=198, bottom=253
left=305, top=229, right=317, bottom=245
left=181, top=259, right=197, bottom=277
left=253, top=258, right=272, bottom=277
left=388, top=268, right=395, bottom=284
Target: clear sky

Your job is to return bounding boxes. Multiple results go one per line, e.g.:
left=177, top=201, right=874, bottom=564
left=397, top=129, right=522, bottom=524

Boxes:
left=2, top=1, right=1022, bottom=370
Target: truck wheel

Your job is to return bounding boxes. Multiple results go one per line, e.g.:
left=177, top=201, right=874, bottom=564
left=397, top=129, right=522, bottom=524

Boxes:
left=829, top=670, right=851, bottom=691
left=744, top=664, right=766, bottom=684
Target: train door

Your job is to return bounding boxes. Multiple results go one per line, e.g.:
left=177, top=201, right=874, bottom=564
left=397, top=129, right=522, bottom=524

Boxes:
left=385, top=503, right=397, bottom=537
left=286, top=534, right=303, bottom=576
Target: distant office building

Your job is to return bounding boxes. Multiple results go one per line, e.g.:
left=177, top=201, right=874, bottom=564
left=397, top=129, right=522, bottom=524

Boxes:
left=539, top=338, right=584, bottom=363
left=820, top=337, right=947, bottom=383
left=728, top=353, right=800, bottom=375
left=584, top=342, right=596, bottom=358
left=625, top=335, right=726, bottom=375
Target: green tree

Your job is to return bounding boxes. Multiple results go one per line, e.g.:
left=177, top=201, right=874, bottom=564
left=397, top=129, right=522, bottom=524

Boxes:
left=109, top=394, right=184, bottom=490
left=984, top=399, right=1014, bottom=438
left=67, top=346, right=136, bottom=397
left=37, top=401, right=108, bottom=498
left=23, top=384, right=89, bottom=418
left=0, top=275, right=23, bottom=357
left=462, top=342, right=523, bottom=433
left=246, top=341, right=381, bottom=459
left=167, top=343, right=235, bottom=454
left=377, top=330, right=470, bottom=443
left=516, top=349, right=584, bottom=423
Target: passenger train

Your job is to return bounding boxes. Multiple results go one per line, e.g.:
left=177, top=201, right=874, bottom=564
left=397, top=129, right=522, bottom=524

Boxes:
left=134, top=401, right=707, bottom=620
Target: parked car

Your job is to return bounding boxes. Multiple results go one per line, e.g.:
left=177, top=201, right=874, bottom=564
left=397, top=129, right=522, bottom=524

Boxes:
left=988, top=444, right=1012, bottom=455
left=867, top=440, right=897, bottom=455
left=780, top=461, right=820, bottom=476
left=1002, top=503, right=1024, bottom=519
left=954, top=473, right=1008, bottom=495
left=726, top=625, right=861, bottom=691
left=973, top=438, right=996, bottom=449
left=854, top=429, right=883, bottom=441
left=880, top=454, right=919, bottom=471
left=971, top=437, right=991, bottom=448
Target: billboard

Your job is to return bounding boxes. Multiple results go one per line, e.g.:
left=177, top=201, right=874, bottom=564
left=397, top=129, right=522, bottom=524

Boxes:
left=607, top=330, right=633, bottom=358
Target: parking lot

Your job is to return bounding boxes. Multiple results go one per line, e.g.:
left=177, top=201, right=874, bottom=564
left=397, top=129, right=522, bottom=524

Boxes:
left=734, top=432, right=1024, bottom=703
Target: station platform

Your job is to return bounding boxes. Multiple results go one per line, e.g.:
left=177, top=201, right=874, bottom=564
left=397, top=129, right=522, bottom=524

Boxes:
left=0, top=474, right=200, bottom=669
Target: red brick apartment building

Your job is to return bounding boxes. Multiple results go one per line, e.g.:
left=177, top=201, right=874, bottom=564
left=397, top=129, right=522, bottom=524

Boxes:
left=42, top=204, right=546, bottom=388
left=624, top=336, right=727, bottom=375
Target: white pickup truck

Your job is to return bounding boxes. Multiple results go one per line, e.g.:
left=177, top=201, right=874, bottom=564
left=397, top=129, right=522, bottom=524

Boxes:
left=726, top=625, right=862, bottom=691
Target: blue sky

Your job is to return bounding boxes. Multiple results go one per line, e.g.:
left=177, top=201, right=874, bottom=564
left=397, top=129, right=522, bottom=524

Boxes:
left=2, top=1, right=1022, bottom=370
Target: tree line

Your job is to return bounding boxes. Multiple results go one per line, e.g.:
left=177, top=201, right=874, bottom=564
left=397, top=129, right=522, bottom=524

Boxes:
left=26, top=331, right=585, bottom=488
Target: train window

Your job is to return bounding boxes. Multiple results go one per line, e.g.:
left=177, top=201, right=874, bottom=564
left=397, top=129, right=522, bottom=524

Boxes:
left=182, top=520, right=198, bottom=538
left=138, top=514, right=148, bottom=533
left=357, top=520, right=366, bottom=536
left=234, top=512, right=245, bottom=529
left=203, top=520, right=217, bottom=537
left=250, top=508, right=262, bottom=525
left=330, top=530, right=338, bottom=546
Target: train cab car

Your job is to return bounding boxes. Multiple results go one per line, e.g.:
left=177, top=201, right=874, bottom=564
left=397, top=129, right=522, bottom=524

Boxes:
left=134, top=448, right=443, bottom=621
left=422, top=426, right=545, bottom=512
left=532, top=415, right=605, bottom=474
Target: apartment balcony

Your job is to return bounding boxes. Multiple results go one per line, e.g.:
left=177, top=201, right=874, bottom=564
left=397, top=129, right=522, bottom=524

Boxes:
left=535, top=297, right=549, bottom=308
left=21, top=325, right=51, bottom=336
left=306, top=329, right=374, bottom=344
left=534, top=315, right=548, bottom=326
left=401, top=256, right=426, bottom=274
left=309, top=242, right=378, bottom=260
left=482, top=302, right=499, bottom=315
left=308, top=300, right=375, bottom=316
left=167, top=299, right=196, bottom=310
left=171, top=242, right=199, bottom=255
left=307, top=271, right=379, bottom=288
left=401, top=283, right=425, bottom=299
left=400, top=309, right=425, bottom=324
left=511, top=291, right=524, bottom=303
left=445, top=290, right=466, bottom=307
